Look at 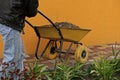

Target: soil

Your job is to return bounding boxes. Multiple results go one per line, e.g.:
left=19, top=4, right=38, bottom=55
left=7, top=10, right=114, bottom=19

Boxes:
left=40, top=22, right=80, bottom=29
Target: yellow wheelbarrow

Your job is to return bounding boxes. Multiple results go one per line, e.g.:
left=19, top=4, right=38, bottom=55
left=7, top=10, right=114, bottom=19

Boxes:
left=25, top=10, right=91, bottom=63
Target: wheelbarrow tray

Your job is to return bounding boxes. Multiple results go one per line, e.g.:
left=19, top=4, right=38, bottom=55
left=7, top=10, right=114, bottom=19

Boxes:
left=36, top=26, right=91, bottom=42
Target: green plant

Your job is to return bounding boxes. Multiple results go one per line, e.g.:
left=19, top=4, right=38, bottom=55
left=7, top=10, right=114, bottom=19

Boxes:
left=111, top=44, right=120, bottom=59
left=110, top=44, right=120, bottom=78
left=85, top=63, right=98, bottom=80
left=0, top=60, right=52, bottom=80
left=51, top=59, right=85, bottom=80
left=90, top=56, right=119, bottom=80
left=85, top=43, right=120, bottom=80
left=25, top=59, right=52, bottom=80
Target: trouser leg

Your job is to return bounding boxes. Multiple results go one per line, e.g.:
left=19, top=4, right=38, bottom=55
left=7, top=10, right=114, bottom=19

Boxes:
left=0, top=24, right=25, bottom=79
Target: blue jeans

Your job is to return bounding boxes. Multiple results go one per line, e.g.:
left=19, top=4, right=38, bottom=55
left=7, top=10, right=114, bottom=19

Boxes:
left=0, top=24, right=25, bottom=80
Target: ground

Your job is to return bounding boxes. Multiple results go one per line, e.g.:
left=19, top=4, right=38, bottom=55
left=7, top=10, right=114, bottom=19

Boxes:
left=23, top=43, right=120, bottom=69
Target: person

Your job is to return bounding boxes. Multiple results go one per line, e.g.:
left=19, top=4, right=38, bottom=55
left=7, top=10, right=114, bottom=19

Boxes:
left=0, top=0, right=39, bottom=79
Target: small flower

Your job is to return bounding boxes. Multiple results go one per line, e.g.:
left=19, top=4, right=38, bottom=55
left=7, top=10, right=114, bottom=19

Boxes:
left=24, top=68, right=28, bottom=72
left=11, top=62, right=16, bottom=66
left=2, top=62, right=9, bottom=69
left=15, top=69, right=20, bottom=73
left=8, top=70, right=14, bottom=74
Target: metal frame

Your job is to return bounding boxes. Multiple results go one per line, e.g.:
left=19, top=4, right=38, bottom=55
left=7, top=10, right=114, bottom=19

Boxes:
left=25, top=10, right=65, bottom=59
left=25, top=10, right=85, bottom=60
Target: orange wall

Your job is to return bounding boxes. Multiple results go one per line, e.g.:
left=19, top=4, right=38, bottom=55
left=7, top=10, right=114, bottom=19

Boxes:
left=0, top=0, right=120, bottom=57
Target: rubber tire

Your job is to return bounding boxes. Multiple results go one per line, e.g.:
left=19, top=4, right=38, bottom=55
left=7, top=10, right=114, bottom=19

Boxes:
left=75, top=45, right=88, bottom=63
left=44, top=41, right=57, bottom=59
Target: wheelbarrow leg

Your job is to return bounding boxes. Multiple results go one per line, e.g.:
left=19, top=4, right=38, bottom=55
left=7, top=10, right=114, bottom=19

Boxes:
left=34, top=28, right=40, bottom=59
left=35, top=37, right=40, bottom=59
left=40, top=40, right=52, bottom=57
left=58, top=40, right=64, bottom=59
left=65, top=43, right=73, bottom=60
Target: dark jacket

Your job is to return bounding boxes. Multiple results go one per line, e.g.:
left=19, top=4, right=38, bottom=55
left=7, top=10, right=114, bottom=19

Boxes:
left=0, top=0, right=38, bottom=32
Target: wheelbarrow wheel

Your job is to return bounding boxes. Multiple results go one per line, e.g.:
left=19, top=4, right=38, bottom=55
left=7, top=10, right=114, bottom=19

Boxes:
left=44, top=41, right=57, bottom=59
left=75, top=45, right=88, bottom=63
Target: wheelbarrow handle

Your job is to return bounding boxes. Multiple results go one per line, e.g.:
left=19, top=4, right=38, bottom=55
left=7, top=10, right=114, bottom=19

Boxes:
left=25, top=19, right=34, bottom=28
left=25, top=10, right=64, bottom=59
left=25, top=20, right=40, bottom=59
left=37, top=10, right=63, bottom=39
left=25, top=20, right=40, bottom=38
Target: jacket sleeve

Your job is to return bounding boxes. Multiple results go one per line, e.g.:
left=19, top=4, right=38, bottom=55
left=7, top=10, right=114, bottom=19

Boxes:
left=24, top=0, right=39, bottom=17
